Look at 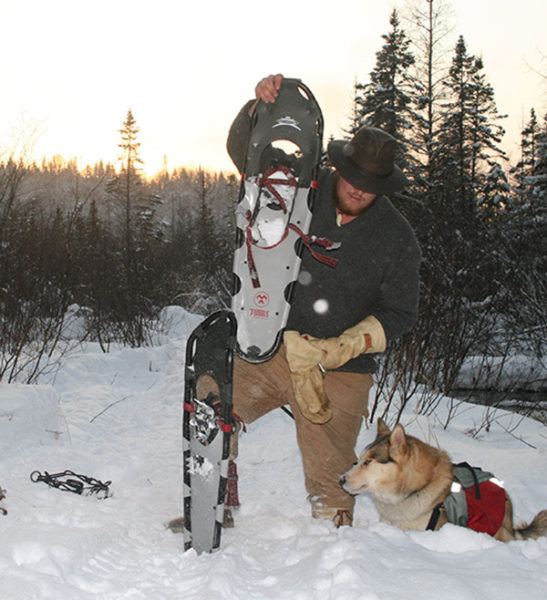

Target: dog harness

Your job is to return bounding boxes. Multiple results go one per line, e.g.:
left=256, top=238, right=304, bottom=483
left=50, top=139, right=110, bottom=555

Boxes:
left=427, top=462, right=507, bottom=536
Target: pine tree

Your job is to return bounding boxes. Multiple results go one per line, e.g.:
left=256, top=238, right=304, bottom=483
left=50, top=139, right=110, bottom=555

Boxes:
left=195, top=169, right=216, bottom=278
left=513, top=108, right=539, bottom=188
left=108, top=109, right=144, bottom=267
left=479, top=161, right=511, bottom=210
left=345, top=79, right=362, bottom=137
left=191, top=169, right=230, bottom=308
left=533, top=113, right=547, bottom=204
left=496, top=112, right=547, bottom=355
left=435, top=36, right=507, bottom=221
left=106, top=109, right=160, bottom=346
left=351, top=9, right=420, bottom=172
left=405, top=0, right=454, bottom=181
left=513, top=110, right=547, bottom=253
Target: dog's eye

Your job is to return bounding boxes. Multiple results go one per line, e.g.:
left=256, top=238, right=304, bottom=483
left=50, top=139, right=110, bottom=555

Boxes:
left=363, top=459, right=371, bottom=467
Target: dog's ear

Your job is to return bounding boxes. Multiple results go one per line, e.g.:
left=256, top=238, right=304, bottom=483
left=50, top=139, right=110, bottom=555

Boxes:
left=377, top=418, right=390, bottom=438
left=389, top=424, right=407, bottom=456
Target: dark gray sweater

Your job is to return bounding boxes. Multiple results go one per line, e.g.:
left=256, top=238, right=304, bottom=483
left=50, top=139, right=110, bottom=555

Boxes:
left=227, top=102, right=421, bottom=373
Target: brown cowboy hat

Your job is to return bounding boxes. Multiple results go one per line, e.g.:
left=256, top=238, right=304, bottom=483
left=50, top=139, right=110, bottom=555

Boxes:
left=327, top=127, right=408, bottom=194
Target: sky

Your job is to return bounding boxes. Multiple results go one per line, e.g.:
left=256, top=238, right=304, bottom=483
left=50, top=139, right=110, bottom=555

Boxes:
left=1, top=0, right=545, bottom=176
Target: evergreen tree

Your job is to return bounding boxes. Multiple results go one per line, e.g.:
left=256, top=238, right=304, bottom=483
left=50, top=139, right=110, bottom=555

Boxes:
left=494, top=112, right=547, bottom=355
left=0, top=156, right=26, bottom=237
left=533, top=112, right=547, bottom=204
left=513, top=108, right=540, bottom=189
left=345, top=79, right=362, bottom=137
left=192, top=169, right=227, bottom=306
left=513, top=110, right=547, bottom=263
left=405, top=0, right=454, bottom=182
left=479, top=161, right=511, bottom=210
left=194, top=169, right=214, bottom=270
left=435, top=36, right=507, bottom=221
left=105, top=109, right=161, bottom=345
left=352, top=9, right=418, bottom=167
left=108, top=109, right=144, bottom=269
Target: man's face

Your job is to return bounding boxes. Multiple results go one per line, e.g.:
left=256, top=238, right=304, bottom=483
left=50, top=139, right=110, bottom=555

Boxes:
left=335, top=175, right=377, bottom=216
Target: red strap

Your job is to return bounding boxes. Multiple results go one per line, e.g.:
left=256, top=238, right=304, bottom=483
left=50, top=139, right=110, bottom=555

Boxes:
left=231, top=411, right=247, bottom=432
left=225, top=460, right=240, bottom=507
left=245, top=210, right=262, bottom=288
left=258, top=165, right=298, bottom=214
left=183, top=400, right=194, bottom=413
left=288, top=224, right=340, bottom=268
left=243, top=168, right=339, bottom=287
left=218, top=419, right=234, bottom=434
left=245, top=215, right=339, bottom=287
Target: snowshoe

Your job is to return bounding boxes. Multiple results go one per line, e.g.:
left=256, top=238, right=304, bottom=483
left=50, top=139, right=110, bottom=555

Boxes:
left=182, top=310, right=236, bottom=554
left=231, top=78, right=326, bottom=363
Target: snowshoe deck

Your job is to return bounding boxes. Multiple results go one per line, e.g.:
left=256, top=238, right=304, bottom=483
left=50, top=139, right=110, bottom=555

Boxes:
left=232, top=78, right=324, bottom=363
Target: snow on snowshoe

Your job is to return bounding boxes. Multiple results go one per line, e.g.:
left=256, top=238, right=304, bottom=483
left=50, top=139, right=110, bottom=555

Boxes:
left=182, top=310, right=236, bottom=554
left=232, top=78, right=329, bottom=363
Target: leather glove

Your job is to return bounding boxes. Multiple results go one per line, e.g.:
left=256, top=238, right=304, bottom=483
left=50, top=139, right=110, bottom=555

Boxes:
left=283, top=330, right=332, bottom=424
left=309, top=316, right=387, bottom=370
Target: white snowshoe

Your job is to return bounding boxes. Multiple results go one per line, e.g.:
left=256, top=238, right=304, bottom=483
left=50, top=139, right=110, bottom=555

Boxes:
left=232, top=78, right=327, bottom=363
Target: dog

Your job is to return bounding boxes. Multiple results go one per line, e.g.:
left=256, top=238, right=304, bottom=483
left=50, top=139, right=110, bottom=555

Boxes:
left=340, top=419, right=547, bottom=542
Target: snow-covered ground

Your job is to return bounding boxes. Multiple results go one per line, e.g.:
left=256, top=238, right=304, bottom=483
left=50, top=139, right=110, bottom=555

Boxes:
left=1, top=307, right=546, bottom=599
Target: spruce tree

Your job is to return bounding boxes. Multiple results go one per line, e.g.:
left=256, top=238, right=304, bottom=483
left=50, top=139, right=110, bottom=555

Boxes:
left=513, top=108, right=539, bottom=188
left=435, top=36, right=507, bottom=221
left=108, top=109, right=144, bottom=269
left=496, top=112, right=547, bottom=355
left=106, top=109, right=159, bottom=346
left=351, top=9, right=419, bottom=174
left=406, top=0, right=454, bottom=175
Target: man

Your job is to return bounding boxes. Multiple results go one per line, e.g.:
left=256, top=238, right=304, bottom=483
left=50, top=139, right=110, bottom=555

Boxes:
left=226, top=74, right=421, bottom=527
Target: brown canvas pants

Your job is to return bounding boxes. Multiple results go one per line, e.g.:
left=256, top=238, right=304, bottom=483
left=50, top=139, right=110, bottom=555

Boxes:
left=232, top=345, right=373, bottom=515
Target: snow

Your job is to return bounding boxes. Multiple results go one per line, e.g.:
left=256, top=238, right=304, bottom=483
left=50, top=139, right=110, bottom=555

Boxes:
left=313, top=299, right=330, bottom=315
left=245, top=169, right=297, bottom=247
left=455, top=353, right=546, bottom=392
left=1, top=306, right=546, bottom=599
left=254, top=216, right=286, bottom=247
left=0, top=384, right=70, bottom=457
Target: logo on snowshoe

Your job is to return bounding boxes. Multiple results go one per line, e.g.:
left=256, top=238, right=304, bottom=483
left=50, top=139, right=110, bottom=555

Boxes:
left=273, top=116, right=301, bottom=131
left=250, top=292, right=270, bottom=319
left=254, top=291, right=270, bottom=307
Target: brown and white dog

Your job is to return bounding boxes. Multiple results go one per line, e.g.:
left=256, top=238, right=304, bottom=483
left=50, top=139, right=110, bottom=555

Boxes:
left=341, top=419, right=547, bottom=542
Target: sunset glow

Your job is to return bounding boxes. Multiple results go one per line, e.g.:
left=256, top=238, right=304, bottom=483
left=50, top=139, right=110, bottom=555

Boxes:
left=1, top=0, right=545, bottom=176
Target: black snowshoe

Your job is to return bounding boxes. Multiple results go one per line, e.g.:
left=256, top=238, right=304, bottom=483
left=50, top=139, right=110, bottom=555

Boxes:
left=182, top=310, right=236, bottom=554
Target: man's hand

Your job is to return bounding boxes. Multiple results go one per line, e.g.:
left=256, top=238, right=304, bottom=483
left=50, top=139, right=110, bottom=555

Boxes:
left=255, top=73, right=283, bottom=102
left=309, top=316, right=387, bottom=371
left=248, top=74, right=284, bottom=116
left=283, top=330, right=332, bottom=424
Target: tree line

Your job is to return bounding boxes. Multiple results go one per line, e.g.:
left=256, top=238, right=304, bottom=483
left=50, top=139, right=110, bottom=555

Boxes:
left=0, top=110, right=237, bottom=380
left=0, top=1, right=545, bottom=417
left=350, top=5, right=545, bottom=422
